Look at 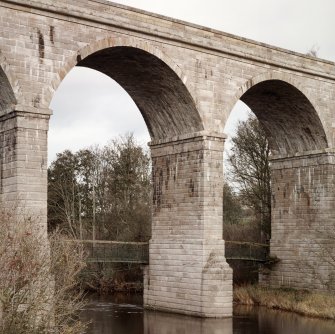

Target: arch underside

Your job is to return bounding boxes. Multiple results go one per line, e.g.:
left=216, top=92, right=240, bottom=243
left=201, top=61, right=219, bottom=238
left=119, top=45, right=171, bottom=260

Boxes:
left=0, top=66, right=16, bottom=112
left=240, top=80, right=328, bottom=156
left=77, top=47, right=203, bottom=140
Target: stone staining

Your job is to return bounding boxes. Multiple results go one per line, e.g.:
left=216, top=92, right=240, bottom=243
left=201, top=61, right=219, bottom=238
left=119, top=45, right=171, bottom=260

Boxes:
left=37, top=29, right=45, bottom=62
left=0, top=0, right=335, bottom=317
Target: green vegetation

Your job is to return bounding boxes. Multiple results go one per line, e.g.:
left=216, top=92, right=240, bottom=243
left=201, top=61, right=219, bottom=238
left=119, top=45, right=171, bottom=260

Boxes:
left=48, top=133, right=151, bottom=293
left=48, top=133, right=151, bottom=242
left=234, top=285, right=335, bottom=319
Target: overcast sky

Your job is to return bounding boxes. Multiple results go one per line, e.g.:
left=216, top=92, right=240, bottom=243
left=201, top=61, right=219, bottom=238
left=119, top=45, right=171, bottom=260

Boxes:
left=49, top=0, right=335, bottom=163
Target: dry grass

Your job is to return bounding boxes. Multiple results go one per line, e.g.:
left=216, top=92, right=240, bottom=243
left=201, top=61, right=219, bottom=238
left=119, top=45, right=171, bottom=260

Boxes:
left=234, top=284, right=335, bottom=319
left=0, top=208, right=87, bottom=334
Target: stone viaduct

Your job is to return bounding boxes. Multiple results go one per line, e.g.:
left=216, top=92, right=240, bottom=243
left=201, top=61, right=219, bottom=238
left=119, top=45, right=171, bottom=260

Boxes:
left=0, top=0, right=335, bottom=318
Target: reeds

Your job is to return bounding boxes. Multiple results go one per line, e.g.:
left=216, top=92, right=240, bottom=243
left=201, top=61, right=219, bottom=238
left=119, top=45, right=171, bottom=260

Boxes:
left=234, top=284, right=335, bottom=319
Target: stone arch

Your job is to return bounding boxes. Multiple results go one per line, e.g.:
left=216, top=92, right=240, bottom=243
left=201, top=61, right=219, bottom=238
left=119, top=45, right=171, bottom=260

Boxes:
left=50, top=37, right=203, bottom=140
left=0, top=51, right=21, bottom=113
left=228, top=72, right=328, bottom=156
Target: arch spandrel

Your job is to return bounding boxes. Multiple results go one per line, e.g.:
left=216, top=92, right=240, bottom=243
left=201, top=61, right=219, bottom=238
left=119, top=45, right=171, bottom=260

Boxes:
left=49, top=38, right=204, bottom=141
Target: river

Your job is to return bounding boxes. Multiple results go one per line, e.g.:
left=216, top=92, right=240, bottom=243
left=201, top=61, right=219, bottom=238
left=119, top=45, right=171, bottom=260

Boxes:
left=80, top=293, right=335, bottom=334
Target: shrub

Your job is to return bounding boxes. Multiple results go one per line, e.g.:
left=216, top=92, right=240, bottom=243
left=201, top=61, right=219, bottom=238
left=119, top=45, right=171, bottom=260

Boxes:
left=0, top=209, right=87, bottom=334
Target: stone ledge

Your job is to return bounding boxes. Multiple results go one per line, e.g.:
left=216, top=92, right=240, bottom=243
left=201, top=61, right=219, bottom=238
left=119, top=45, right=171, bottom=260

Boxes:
left=149, top=131, right=227, bottom=147
left=270, top=149, right=335, bottom=169
left=0, top=107, right=52, bottom=123
left=270, top=148, right=335, bottom=161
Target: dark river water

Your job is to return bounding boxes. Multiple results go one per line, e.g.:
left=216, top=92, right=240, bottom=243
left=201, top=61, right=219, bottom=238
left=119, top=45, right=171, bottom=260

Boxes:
left=80, top=293, right=335, bottom=334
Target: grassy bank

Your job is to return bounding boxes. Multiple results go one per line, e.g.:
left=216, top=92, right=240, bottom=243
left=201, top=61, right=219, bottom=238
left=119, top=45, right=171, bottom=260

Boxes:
left=234, top=285, right=335, bottom=320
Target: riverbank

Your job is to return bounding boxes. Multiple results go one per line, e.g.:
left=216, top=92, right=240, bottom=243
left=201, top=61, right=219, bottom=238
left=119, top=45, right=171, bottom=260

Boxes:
left=234, top=284, right=335, bottom=320
left=81, top=262, right=143, bottom=294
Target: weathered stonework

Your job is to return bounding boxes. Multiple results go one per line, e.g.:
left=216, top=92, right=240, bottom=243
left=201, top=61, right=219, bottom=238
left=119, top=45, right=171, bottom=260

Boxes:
left=0, top=110, right=49, bottom=226
left=0, top=0, right=335, bottom=317
left=144, top=134, right=232, bottom=317
left=261, top=151, right=335, bottom=290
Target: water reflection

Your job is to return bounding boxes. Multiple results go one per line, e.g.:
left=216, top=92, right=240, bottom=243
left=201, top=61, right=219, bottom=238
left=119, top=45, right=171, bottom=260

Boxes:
left=80, top=294, right=144, bottom=334
left=145, top=311, right=232, bottom=334
left=234, top=305, right=335, bottom=334
left=81, top=294, right=335, bottom=334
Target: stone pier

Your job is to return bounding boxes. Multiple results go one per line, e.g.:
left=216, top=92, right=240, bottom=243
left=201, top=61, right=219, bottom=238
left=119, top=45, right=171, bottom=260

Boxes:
left=262, top=150, right=335, bottom=290
left=144, top=133, right=232, bottom=317
left=1, top=0, right=335, bottom=317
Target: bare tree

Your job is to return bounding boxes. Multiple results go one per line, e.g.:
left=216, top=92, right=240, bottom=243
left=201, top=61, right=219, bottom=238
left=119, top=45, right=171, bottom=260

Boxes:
left=103, top=134, right=151, bottom=241
left=222, top=182, right=242, bottom=226
left=48, top=134, right=152, bottom=242
left=227, top=114, right=271, bottom=241
left=48, top=150, right=80, bottom=237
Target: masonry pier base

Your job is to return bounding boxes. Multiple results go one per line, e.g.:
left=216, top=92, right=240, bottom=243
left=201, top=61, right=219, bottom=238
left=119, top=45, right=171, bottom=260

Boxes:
left=143, top=133, right=233, bottom=317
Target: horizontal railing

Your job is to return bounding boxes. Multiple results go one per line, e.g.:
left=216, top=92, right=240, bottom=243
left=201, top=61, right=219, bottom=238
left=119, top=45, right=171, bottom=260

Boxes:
left=74, top=240, right=149, bottom=264
left=225, top=241, right=269, bottom=262
left=70, top=240, right=269, bottom=264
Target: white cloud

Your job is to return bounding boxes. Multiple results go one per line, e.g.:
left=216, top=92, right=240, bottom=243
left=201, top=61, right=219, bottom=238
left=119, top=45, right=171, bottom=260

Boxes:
left=49, top=67, right=150, bottom=162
